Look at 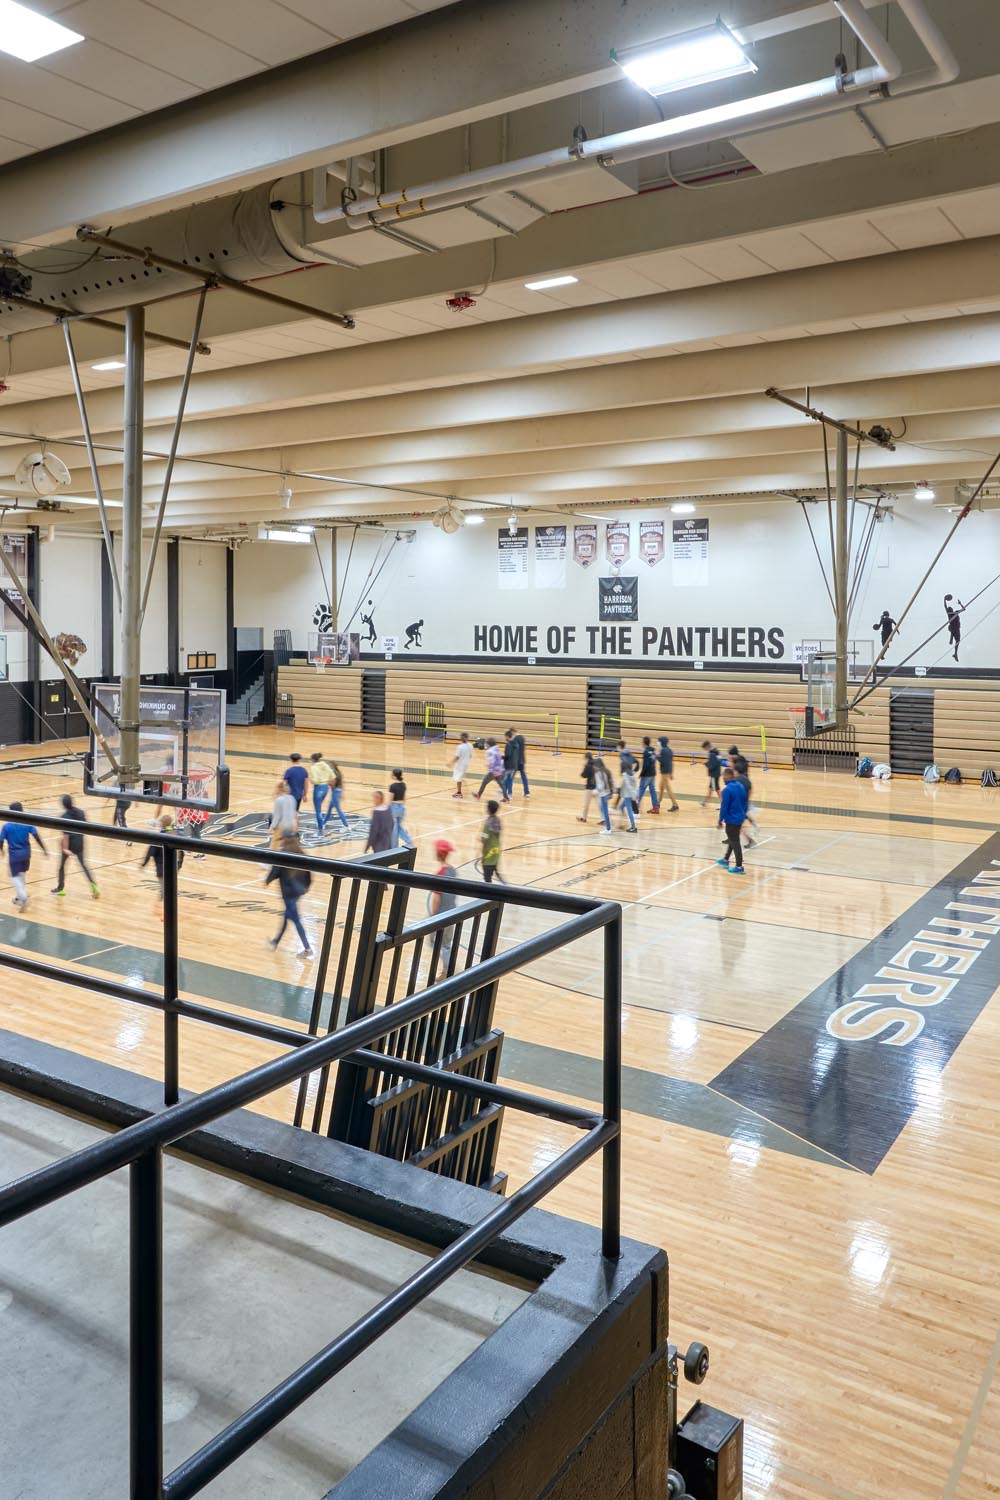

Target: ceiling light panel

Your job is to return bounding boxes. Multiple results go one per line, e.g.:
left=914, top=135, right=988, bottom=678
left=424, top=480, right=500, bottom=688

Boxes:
left=524, top=275, right=579, bottom=291
left=0, top=1, right=83, bottom=62
left=612, top=22, right=755, bottom=98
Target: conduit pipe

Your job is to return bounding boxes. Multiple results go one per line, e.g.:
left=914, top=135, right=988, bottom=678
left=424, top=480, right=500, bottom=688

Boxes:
left=313, top=0, right=950, bottom=229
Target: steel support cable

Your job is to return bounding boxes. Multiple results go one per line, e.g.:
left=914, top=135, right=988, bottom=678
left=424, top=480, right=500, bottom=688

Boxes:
left=847, top=499, right=881, bottom=622
left=341, top=534, right=399, bottom=633
left=849, top=448, right=1000, bottom=708
left=61, top=320, right=122, bottom=604
left=797, top=499, right=835, bottom=610
left=821, top=424, right=837, bottom=583
left=846, top=433, right=861, bottom=584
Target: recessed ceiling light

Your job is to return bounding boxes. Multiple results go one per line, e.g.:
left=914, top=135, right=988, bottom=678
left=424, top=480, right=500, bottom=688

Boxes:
left=0, top=0, right=83, bottom=62
left=92, top=359, right=125, bottom=371
left=913, top=481, right=936, bottom=500
left=612, top=22, right=755, bottom=98
left=258, top=527, right=311, bottom=544
left=671, top=502, right=696, bottom=514
left=524, top=275, right=579, bottom=292
left=463, top=514, right=485, bottom=526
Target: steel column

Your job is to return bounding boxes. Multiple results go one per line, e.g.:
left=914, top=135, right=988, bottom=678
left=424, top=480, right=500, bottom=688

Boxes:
left=129, top=1148, right=163, bottom=1500
left=834, top=428, right=850, bottom=727
left=120, top=304, right=145, bottom=787
left=602, top=913, right=622, bottom=1260
left=162, top=844, right=179, bottom=1105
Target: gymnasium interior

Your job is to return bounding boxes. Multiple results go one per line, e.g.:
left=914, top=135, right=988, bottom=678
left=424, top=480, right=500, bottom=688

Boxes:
left=1, top=1, right=999, bottom=1497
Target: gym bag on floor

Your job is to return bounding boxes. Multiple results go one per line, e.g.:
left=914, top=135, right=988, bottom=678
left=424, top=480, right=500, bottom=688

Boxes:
left=872, top=763, right=892, bottom=780
left=982, top=769, right=998, bottom=788
left=923, top=764, right=941, bottom=783
left=857, top=757, right=873, bottom=778
left=944, top=767, right=963, bottom=784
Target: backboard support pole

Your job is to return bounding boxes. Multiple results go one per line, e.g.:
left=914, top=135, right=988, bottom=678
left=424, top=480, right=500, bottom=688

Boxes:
left=834, top=428, right=850, bottom=729
left=120, top=304, right=145, bottom=789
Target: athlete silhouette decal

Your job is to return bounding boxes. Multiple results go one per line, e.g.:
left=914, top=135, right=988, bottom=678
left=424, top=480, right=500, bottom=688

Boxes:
left=359, top=599, right=377, bottom=646
left=404, top=619, right=424, bottom=649
left=944, top=594, right=965, bottom=661
left=873, top=609, right=897, bottom=647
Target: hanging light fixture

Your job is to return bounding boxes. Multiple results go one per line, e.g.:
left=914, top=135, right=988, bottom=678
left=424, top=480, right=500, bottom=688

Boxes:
left=612, top=21, right=755, bottom=99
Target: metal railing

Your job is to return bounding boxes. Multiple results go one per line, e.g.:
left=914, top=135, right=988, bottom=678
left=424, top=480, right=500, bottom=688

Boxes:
left=0, top=807, right=622, bottom=1499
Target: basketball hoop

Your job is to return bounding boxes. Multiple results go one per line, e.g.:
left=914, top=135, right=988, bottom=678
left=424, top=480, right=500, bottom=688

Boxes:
left=787, top=705, right=831, bottom=734
left=173, top=767, right=214, bottom=825
left=314, top=657, right=330, bottom=673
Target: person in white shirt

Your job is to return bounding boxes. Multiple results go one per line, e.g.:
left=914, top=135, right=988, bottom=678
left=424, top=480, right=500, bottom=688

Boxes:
left=269, top=779, right=298, bottom=848
left=451, top=733, right=473, bottom=799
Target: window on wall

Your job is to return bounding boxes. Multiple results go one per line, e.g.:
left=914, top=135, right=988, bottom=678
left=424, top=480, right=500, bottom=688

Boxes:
left=0, top=535, right=27, bottom=632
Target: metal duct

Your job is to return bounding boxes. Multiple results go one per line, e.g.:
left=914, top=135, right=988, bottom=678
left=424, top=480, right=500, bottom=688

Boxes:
left=0, top=184, right=309, bottom=337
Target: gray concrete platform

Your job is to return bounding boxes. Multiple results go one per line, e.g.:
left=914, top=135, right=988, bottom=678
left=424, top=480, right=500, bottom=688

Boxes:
left=0, top=1089, right=529, bottom=1498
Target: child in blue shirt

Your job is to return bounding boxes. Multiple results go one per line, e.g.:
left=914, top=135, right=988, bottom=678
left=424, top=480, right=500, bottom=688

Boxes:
left=283, top=753, right=309, bottom=810
left=0, top=803, right=48, bottom=909
left=717, top=769, right=748, bottom=875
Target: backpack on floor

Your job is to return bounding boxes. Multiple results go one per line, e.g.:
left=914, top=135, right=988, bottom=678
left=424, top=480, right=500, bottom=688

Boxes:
left=944, top=767, right=963, bottom=784
left=857, top=757, right=874, bottom=778
left=872, top=763, right=892, bottom=780
left=982, top=768, right=998, bottom=788
left=923, top=764, right=941, bottom=783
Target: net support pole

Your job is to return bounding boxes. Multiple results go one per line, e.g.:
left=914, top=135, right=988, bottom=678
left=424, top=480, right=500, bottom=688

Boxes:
left=553, top=714, right=559, bottom=756
left=834, top=428, right=850, bottom=728
left=120, top=304, right=145, bottom=789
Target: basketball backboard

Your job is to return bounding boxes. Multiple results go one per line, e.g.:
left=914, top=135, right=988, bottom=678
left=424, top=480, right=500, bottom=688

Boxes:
left=84, top=683, right=229, bottom=810
left=798, top=639, right=874, bottom=684
left=308, top=631, right=359, bottom=664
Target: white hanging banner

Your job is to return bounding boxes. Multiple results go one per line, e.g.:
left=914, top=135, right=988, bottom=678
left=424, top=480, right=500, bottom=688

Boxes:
left=534, top=524, right=567, bottom=589
left=605, top=520, right=631, bottom=569
left=672, top=517, right=709, bottom=587
left=573, top=523, right=598, bottom=568
left=497, top=526, right=529, bottom=589
left=639, top=520, right=665, bottom=567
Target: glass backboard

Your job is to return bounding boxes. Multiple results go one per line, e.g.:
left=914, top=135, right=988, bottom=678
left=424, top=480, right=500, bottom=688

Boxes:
left=85, top=683, right=228, bottom=810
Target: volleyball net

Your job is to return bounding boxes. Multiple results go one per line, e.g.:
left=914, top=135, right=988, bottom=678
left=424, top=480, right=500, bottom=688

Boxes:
left=593, top=715, right=769, bottom=769
left=421, top=707, right=565, bottom=755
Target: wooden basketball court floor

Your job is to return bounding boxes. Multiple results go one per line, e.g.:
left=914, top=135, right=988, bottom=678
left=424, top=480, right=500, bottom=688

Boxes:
left=1, top=726, right=998, bottom=1500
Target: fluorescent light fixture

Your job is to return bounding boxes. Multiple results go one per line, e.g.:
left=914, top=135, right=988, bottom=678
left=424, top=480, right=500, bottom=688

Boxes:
left=463, top=513, right=485, bottom=525
left=612, top=21, right=755, bottom=98
left=671, top=502, right=696, bottom=514
left=257, top=526, right=311, bottom=544
left=524, top=275, right=578, bottom=291
left=92, top=359, right=126, bottom=372
left=295, top=525, right=314, bottom=534
left=0, top=0, right=83, bottom=61
left=51, top=495, right=123, bottom=509
left=913, top=481, right=936, bottom=500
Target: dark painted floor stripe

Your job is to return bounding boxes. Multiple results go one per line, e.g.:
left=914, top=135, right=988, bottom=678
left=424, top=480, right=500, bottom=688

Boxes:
left=0, top=909, right=845, bottom=1168
left=226, top=747, right=1000, bottom=833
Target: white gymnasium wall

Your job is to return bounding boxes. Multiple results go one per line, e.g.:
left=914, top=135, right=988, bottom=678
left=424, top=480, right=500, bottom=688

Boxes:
left=179, top=542, right=227, bottom=671
left=234, top=537, right=331, bottom=649
left=320, top=502, right=1000, bottom=670
left=39, top=533, right=103, bottom=680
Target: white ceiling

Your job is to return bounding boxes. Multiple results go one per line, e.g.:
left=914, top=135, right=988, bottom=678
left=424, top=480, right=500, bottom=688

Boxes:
left=0, top=0, right=457, bottom=172
left=1, top=0, right=999, bottom=529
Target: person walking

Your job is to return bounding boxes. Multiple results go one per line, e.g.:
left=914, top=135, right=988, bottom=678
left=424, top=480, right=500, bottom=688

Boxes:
left=656, top=736, right=680, bottom=812
left=309, top=751, right=335, bottom=831
left=701, top=741, right=722, bottom=806
left=52, top=794, right=100, bottom=899
left=578, top=751, right=597, bottom=822
left=501, top=730, right=519, bottom=801
left=283, top=752, right=309, bottom=811
left=637, top=737, right=661, bottom=814
left=269, top=778, right=299, bottom=849
left=717, top=767, right=749, bottom=875
left=475, top=738, right=508, bottom=800
left=113, top=796, right=131, bottom=843
left=480, top=799, right=504, bottom=882
left=266, top=833, right=313, bottom=956
left=451, top=732, right=473, bottom=798
left=618, top=759, right=639, bottom=832
left=728, top=747, right=760, bottom=848
left=594, top=755, right=615, bottom=834
left=388, top=770, right=414, bottom=849
left=140, top=813, right=185, bottom=916
left=428, top=838, right=458, bottom=970
left=507, top=727, right=529, bottom=798
left=0, top=803, right=47, bottom=909
left=364, top=789, right=396, bottom=853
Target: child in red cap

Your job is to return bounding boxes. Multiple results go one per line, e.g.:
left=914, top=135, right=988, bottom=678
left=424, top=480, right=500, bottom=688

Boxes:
left=429, top=838, right=458, bottom=970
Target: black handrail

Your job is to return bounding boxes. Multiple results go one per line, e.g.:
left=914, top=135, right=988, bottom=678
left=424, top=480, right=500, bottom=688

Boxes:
left=0, top=800, right=623, bottom=1500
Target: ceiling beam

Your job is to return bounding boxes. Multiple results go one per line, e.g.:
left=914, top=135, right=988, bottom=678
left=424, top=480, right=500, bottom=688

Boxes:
left=0, top=0, right=764, bottom=248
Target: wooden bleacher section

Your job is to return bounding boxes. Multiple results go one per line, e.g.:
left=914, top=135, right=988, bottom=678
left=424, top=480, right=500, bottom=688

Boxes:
left=277, top=660, right=1000, bottom=774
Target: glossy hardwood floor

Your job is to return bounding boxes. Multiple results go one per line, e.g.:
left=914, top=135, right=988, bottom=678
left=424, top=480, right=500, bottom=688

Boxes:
left=1, top=728, right=998, bottom=1500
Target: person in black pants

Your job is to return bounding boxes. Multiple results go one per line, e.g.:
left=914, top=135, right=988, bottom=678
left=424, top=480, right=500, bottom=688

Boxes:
left=506, top=727, right=529, bottom=798
left=716, top=768, right=748, bottom=876
left=52, top=793, right=99, bottom=898
left=578, top=751, right=597, bottom=822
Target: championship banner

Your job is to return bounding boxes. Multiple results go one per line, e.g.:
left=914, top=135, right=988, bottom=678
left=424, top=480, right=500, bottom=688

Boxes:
left=605, top=520, right=631, bottom=569
left=672, top=517, right=709, bottom=587
left=498, top=526, right=529, bottom=589
left=534, top=524, right=567, bottom=589
left=599, top=575, right=639, bottom=621
left=573, top=523, right=598, bottom=569
left=639, top=520, right=665, bottom=568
